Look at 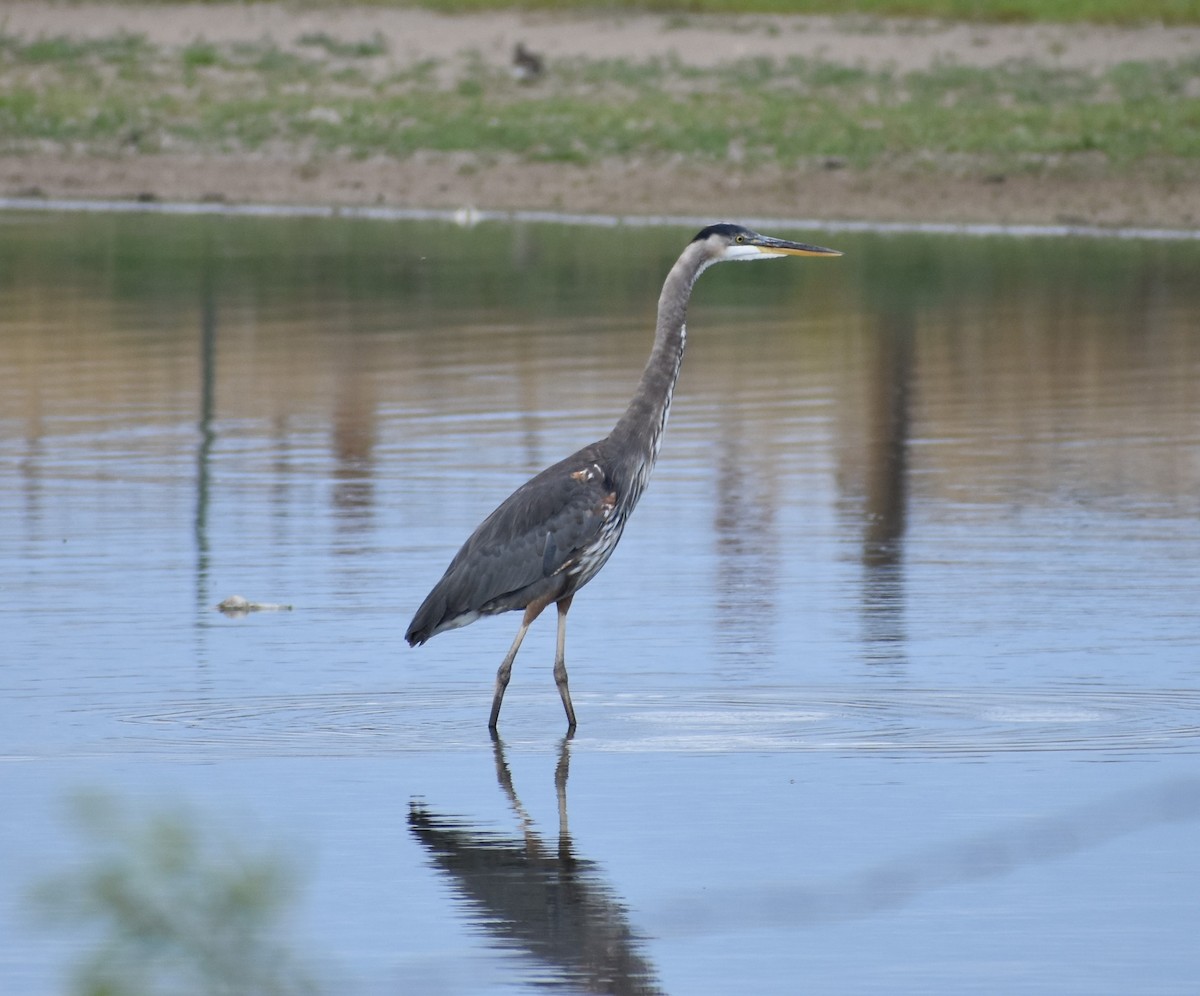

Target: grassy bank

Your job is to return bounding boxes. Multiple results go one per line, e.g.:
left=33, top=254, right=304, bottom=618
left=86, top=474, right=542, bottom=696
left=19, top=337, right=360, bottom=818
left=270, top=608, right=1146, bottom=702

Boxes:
left=2, top=29, right=1198, bottom=176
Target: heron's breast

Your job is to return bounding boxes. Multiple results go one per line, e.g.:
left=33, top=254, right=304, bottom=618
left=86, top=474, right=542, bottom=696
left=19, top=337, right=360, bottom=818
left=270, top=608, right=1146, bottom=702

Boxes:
left=568, top=523, right=625, bottom=587
left=564, top=489, right=625, bottom=587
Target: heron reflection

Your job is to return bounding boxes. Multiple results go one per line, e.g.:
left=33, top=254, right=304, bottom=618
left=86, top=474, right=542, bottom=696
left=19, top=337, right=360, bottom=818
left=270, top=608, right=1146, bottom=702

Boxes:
left=408, top=736, right=662, bottom=995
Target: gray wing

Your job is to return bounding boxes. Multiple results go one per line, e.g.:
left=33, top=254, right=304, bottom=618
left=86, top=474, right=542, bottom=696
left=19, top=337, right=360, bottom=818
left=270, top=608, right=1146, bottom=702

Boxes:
left=406, top=444, right=617, bottom=645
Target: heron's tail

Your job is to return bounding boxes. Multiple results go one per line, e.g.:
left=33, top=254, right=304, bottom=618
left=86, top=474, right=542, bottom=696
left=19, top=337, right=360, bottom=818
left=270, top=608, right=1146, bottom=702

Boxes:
left=404, top=581, right=442, bottom=646
left=404, top=605, right=437, bottom=647
left=407, top=587, right=483, bottom=646
left=406, top=583, right=477, bottom=646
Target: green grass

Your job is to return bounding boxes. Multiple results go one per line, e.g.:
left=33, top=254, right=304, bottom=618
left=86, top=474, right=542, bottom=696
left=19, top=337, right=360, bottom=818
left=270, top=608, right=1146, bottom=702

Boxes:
left=297, top=31, right=389, bottom=59
left=2, top=30, right=1199, bottom=172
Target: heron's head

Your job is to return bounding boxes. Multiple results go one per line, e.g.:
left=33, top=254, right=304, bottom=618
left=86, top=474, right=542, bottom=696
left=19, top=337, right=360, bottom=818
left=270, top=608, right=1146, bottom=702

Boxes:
left=691, top=223, right=842, bottom=264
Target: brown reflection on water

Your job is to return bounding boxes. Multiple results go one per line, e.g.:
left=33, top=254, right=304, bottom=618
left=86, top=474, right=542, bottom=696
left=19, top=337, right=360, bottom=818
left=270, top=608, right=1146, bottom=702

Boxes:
left=195, top=266, right=218, bottom=614
left=842, top=306, right=915, bottom=666
left=905, top=251, right=1200, bottom=512
left=330, top=344, right=379, bottom=533
left=711, top=417, right=783, bottom=672
left=858, top=309, right=913, bottom=572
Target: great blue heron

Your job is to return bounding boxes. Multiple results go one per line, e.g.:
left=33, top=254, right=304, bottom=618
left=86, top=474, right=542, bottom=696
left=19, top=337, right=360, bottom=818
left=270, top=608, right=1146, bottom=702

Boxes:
left=406, top=223, right=842, bottom=730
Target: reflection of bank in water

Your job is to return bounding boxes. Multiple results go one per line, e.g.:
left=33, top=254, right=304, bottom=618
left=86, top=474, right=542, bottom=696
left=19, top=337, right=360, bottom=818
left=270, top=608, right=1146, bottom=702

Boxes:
left=660, top=776, right=1200, bottom=934
left=409, top=737, right=662, bottom=995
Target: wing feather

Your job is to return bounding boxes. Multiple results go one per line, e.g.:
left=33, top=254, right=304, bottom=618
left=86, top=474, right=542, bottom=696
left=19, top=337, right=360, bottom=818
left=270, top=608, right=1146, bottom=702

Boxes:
left=405, top=443, right=615, bottom=644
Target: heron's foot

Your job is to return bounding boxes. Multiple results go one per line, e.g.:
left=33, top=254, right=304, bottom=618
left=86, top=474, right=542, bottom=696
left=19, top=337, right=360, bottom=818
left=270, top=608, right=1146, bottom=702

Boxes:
left=553, top=659, right=577, bottom=729
left=490, top=659, right=515, bottom=729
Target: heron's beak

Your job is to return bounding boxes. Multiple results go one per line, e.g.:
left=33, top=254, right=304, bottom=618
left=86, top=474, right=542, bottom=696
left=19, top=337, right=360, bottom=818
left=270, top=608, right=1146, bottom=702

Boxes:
left=755, top=236, right=843, bottom=257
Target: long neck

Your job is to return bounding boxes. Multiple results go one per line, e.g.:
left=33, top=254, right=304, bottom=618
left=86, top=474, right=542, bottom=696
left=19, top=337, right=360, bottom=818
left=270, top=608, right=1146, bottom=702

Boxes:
left=608, top=242, right=709, bottom=499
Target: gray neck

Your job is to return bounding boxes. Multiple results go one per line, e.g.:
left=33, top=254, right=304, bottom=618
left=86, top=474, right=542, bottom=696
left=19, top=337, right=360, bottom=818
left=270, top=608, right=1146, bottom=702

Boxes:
left=608, top=241, right=710, bottom=500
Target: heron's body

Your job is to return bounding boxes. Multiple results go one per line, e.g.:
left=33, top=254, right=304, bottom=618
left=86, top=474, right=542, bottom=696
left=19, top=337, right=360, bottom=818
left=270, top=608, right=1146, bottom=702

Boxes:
left=404, top=440, right=627, bottom=645
left=406, top=224, right=841, bottom=729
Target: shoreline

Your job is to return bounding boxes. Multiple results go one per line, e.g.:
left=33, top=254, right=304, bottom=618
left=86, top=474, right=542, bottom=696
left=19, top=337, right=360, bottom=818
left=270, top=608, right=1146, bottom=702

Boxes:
left=6, top=150, right=1200, bottom=232
left=6, top=194, right=1199, bottom=242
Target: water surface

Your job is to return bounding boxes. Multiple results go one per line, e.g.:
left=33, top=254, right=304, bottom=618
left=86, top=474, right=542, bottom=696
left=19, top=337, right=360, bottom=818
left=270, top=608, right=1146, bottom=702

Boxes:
left=1, top=212, right=1199, bottom=994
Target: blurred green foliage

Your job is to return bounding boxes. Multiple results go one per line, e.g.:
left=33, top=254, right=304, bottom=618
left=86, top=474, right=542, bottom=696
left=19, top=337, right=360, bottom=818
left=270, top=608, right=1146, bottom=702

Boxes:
left=30, top=793, right=318, bottom=996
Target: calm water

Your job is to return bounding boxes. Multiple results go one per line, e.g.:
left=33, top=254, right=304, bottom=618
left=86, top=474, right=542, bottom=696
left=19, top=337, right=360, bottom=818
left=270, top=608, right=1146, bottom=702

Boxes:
left=1, top=211, right=1199, bottom=994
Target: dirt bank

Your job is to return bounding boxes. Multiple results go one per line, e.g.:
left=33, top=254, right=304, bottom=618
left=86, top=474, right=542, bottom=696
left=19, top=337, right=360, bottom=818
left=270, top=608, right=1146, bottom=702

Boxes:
left=9, top=151, right=1199, bottom=230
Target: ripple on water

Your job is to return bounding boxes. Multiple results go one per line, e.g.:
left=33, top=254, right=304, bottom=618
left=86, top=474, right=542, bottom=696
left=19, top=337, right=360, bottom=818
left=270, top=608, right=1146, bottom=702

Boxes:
left=613, top=687, right=1200, bottom=756
left=71, top=685, right=1200, bottom=759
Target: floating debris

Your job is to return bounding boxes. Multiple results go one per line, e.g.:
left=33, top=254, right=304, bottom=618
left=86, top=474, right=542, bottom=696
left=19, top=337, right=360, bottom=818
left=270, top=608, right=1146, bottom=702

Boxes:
left=216, top=595, right=293, bottom=616
left=452, top=204, right=482, bottom=228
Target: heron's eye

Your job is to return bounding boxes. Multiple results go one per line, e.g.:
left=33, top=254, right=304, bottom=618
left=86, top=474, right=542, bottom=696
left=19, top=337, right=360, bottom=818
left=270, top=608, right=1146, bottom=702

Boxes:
left=735, top=235, right=745, bottom=244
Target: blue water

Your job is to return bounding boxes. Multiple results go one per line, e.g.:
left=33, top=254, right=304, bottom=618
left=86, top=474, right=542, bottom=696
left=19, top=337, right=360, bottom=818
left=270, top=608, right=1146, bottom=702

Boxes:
left=1, top=211, right=1198, bottom=994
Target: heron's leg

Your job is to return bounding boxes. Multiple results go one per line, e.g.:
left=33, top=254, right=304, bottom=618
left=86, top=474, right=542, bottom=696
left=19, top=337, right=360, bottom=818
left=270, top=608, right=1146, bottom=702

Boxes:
left=554, top=595, right=577, bottom=730
left=489, top=601, right=547, bottom=730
